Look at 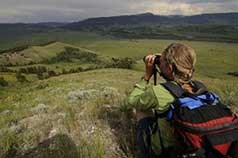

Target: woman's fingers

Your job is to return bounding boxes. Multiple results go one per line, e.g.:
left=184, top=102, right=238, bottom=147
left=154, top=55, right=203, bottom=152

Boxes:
left=144, top=54, right=155, bottom=81
left=145, top=55, right=155, bottom=65
left=150, top=56, right=155, bottom=64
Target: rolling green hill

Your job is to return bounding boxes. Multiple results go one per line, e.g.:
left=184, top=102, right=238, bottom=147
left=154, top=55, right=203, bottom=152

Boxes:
left=63, top=38, right=238, bottom=79
left=0, top=42, right=97, bottom=66
left=1, top=38, right=238, bottom=79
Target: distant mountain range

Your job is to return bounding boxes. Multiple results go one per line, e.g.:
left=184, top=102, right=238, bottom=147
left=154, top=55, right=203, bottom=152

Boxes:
left=0, top=12, right=237, bottom=31
left=64, top=12, right=238, bottom=30
left=60, top=12, right=238, bottom=43
left=0, top=12, right=238, bottom=45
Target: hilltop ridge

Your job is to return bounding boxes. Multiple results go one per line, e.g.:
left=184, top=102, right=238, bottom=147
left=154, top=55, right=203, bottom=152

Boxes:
left=64, top=12, right=238, bottom=29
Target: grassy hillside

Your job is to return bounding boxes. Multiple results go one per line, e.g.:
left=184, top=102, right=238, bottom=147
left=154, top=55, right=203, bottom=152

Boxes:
left=2, top=37, right=238, bottom=79
left=1, top=68, right=238, bottom=158
left=0, top=30, right=238, bottom=158
left=0, top=69, right=140, bottom=158
left=0, top=41, right=98, bottom=66
left=67, top=38, right=238, bottom=79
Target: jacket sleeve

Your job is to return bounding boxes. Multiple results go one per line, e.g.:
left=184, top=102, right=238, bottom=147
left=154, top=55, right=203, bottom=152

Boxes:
left=127, top=79, right=174, bottom=113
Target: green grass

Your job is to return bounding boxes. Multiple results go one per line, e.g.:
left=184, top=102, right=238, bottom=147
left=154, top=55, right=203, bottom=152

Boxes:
left=0, top=69, right=140, bottom=157
left=66, top=38, right=238, bottom=79
left=1, top=30, right=238, bottom=79
left=1, top=32, right=238, bottom=158
left=1, top=68, right=238, bottom=157
left=0, top=30, right=110, bottom=51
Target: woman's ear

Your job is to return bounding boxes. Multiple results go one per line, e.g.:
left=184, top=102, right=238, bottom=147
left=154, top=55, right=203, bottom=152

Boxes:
left=168, top=63, right=174, bottom=73
left=168, top=63, right=175, bottom=80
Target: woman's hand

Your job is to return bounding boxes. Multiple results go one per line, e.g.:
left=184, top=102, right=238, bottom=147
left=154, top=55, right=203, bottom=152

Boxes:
left=144, top=54, right=156, bottom=81
left=132, top=108, right=154, bottom=122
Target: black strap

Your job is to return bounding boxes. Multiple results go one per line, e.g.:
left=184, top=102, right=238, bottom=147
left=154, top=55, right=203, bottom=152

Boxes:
left=192, top=80, right=208, bottom=95
left=147, top=130, right=152, bottom=158
left=161, top=80, right=208, bottom=98
left=153, top=120, right=165, bottom=153
left=153, top=65, right=157, bottom=86
left=161, top=81, right=185, bottom=98
left=152, top=116, right=165, bottom=153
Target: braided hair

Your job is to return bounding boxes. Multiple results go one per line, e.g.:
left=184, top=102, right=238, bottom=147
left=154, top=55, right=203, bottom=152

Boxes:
left=163, top=43, right=196, bottom=83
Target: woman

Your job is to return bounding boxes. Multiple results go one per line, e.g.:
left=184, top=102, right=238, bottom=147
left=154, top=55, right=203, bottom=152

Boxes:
left=128, top=43, right=197, bottom=158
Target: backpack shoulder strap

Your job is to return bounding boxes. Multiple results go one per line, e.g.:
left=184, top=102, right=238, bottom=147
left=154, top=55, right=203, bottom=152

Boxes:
left=161, top=81, right=186, bottom=98
left=161, top=80, right=209, bottom=98
left=192, top=80, right=208, bottom=95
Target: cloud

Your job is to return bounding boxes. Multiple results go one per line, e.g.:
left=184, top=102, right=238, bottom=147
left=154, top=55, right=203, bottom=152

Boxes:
left=0, top=0, right=237, bottom=23
left=130, top=1, right=203, bottom=15
left=186, top=0, right=233, bottom=4
left=129, top=0, right=238, bottom=15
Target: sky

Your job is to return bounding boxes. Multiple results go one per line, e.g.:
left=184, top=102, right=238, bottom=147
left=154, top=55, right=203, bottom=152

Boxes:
left=0, top=0, right=237, bottom=23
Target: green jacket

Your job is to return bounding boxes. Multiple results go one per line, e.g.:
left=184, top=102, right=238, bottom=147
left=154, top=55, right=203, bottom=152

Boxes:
left=128, top=79, right=177, bottom=155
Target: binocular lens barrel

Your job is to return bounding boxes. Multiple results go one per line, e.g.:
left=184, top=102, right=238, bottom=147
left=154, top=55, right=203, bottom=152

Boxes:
left=143, top=55, right=161, bottom=66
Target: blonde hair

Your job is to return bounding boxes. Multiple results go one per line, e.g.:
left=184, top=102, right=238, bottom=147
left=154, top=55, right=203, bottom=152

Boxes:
left=163, top=43, right=196, bottom=82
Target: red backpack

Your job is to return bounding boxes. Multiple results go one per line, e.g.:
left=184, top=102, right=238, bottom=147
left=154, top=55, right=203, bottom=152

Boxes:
left=161, top=80, right=238, bottom=158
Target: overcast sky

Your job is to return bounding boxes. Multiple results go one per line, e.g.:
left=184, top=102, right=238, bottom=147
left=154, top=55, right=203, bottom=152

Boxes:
left=0, top=0, right=237, bottom=23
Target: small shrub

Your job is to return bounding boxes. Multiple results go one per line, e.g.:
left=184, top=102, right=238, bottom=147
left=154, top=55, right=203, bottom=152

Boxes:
left=37, top=72, right=44, bottom=80
left=38, top=66, right=47, bottom=73
left=22, top=66, right=47, bottom=74
left=62, top=68, right=67, bottom=74
left=0, top=66, right=14, bottom=73
left=111, top=57, right=135, bottom=69
left=16, top=72, right=28, bottom=82
left=0, top=77, right=8, bottom=87
left=227, top=72, right=238, bottom=77
left=69, top=68, right=77, bottom=73
left=19, top=68, right=28, bottom=73
left=36, top=83, right=49, bottom=89
left=48, top=70, right=57, bottom=77
left=77, top=67, right=83, bottom=72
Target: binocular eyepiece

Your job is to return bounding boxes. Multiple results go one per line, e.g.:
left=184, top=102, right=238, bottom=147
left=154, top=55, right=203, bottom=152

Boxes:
left=143, top=55, right=161, bottom=66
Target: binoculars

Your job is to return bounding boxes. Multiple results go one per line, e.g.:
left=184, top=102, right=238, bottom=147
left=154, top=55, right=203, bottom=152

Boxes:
left=143, top=55, right=161, bottom=66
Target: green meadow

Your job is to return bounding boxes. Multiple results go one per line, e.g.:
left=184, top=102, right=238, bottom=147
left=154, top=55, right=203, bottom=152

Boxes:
left=0, top=32, right=238, bottom=158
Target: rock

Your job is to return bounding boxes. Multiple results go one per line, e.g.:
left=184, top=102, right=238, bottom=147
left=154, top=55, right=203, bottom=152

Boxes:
left=67, top=89, right=99, bottom=103
left=48, top=129, right=58, bottom=138
left=67, top=87, right=121, bottom=104
left=31, top=104, right=48, bottom=114
left=102, top=87, right=120, bottom=98
left=0, top=109, right=11, bottom=115
left=14, top=134, right=78, bottom=158
left=9, top=125, right=23, bottom=134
